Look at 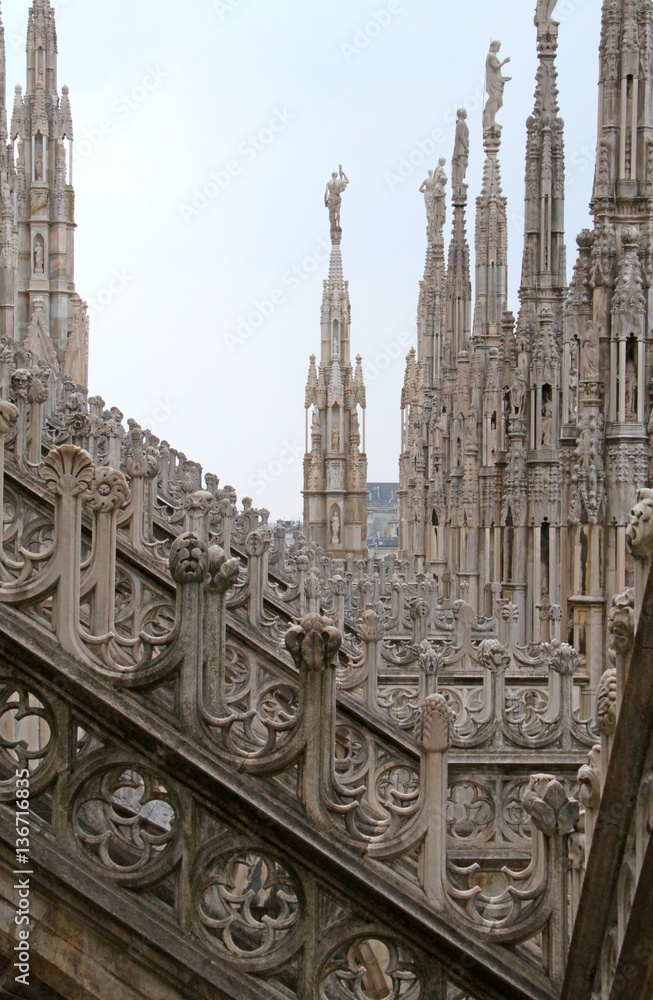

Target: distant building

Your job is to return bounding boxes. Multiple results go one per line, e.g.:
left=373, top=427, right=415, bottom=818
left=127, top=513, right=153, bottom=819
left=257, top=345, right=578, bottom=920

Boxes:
left=367, top=482, right=399, bottom=549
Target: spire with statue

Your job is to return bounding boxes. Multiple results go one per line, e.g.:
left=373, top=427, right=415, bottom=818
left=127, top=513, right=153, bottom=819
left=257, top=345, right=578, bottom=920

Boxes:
left=302, top=168, right=368, bottom=556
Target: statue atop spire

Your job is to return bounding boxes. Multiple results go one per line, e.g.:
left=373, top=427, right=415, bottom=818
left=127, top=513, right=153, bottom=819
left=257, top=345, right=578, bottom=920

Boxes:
left=451, top=109, right=469, bottom=197
left=305, top=166, right=367, bottom=556
left=535, top=0, right=559, bottom=35
left=419, top=157, right=447, bottom=245
left=324, top=165, right=349, bottom=242
left=483, top=40, right=511, bottom=132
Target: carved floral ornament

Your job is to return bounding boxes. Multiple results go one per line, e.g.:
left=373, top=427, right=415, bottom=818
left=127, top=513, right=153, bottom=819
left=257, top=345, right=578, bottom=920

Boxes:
left=285, top=613, right=341, bottom=672
left=521, top=773, right=579, bottom=837
left=41, top=442, right=94, bottom=496
left=83, top=465, right=130, bottom=513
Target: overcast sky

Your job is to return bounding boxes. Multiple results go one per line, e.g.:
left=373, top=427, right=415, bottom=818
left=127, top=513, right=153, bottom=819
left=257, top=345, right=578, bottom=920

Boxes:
left=4, top=0, right=601, bottom=520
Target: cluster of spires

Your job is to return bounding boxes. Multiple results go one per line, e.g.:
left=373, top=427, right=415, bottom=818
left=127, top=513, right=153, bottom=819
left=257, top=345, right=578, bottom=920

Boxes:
left=303, top=0, right=653, bottom=713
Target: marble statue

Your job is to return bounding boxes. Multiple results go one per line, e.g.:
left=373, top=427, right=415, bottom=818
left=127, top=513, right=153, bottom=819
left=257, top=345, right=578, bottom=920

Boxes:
left=331, top=507, right=341, bottom=545
left=625, top=358, right=637, bottom=418
left=420, top=158, right=447, bottom=243
left=581, top=322, right=600, bottom=380
left=535, top=0, right=559, bottom=32
left=510, top=364, right=527, bottom=415
left=541, top=399, right=553, bottom=447
left=483, top=41, right=511, bottom=131
left=325, top=165, right=349, bottom=240
left=451, top=109, right=470, bottom=193
left=34, top=242, right=44, bottom=273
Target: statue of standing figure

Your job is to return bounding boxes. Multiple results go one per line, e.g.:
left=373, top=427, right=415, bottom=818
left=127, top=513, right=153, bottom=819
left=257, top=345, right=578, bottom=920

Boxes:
left=325, top=165, right=349, bottom=240
left=483, top=41, right=511, bottom=131
left=331, top=508, right=341, bottom=546
left=625, top=357, right=638, bottom=419
left=34, top=241, right=44, bottom=273
left=451, top=109, right=470, bottom=194
left=535, top=0, right=559, bottom=33
left=580, top=322, right=600, bottom=380
left=419, top=157, right=447, bottom=244
left=510, top=362, right=527, bottom=416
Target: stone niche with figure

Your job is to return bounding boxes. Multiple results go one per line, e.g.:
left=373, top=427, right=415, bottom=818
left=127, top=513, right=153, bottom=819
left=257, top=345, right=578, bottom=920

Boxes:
left=32, top=233, right=46, bottom=277
left=329, top=503, right=342, bottom=549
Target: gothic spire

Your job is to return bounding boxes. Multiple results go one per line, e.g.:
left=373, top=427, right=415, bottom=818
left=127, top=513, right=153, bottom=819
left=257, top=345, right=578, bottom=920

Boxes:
left=518, top=0, right=567, bottom=336
left=417, top=157, right=447, bottom=384
left=0, top=4, right=7, bottom=171
left=0, top=3, right=6, bottom=118
left=303, top=169, right=367, bottom=557
left=593, top=0, right=653, bottom=198
left=26, top=0, right=58, bottom=100
left=472, top=41, right=510, bottom=345
left=321, top=166, right=351, bottom=367
left=445, top=109, right=472, bottom=360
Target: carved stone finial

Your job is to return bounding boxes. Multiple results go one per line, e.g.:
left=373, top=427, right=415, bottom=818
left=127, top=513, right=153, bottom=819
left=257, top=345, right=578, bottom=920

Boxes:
left=414, top=639, right=444, bottom=676
left=41, top=445, right=94, bottom=496
left=545, top=639, right=582, bottom=676
left=169, top=532, right=208, bottom=584
left=206, top=545, right=240, bottom=594
left=185, top=490, right=214, bottom=516
left=285, top=613, right=341, bottom=672
left=245, top=529, right=270, bottom=558
left=357, top=606, right=385, bottom=643
left=83, top=466, right=130, bottom=513
left=476, top=638, right=511, bottom=674
left=522, top=774, right=579, bottom=836
left=415, top=693, right=453, bottom=752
